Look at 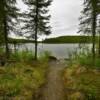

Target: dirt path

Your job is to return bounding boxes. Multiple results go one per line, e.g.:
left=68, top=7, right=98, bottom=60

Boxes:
left=40, top=60, right=66, bottom=100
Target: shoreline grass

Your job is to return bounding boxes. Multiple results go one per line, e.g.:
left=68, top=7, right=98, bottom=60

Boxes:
left=0, top=50, right=49, bottom=99
left=62, top=48, right=100, bottom=100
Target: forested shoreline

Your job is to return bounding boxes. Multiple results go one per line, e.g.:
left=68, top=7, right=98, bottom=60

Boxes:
left=0, top=0, right=100, bottom=99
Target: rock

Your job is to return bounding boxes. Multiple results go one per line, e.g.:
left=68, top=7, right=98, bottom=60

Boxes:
left=48, top=56, right=57, bottom=61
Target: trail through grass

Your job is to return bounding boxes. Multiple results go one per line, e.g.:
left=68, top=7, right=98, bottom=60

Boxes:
left=40, top=60, right=66, bottom=100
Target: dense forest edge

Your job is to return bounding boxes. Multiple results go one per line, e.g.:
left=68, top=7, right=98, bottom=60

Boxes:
left=7, top=36, right=97, bottom=44
left=8, top=38, right=35, bottom=43
left=43, top=36, right=98, bottom=43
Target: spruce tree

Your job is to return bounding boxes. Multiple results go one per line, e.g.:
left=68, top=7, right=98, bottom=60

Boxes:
left=98, top=20, right=100, bottom=55
left=0, top=0, right=19, bottom=58
left=0, top=0, right=5, bottom=46
left=78, top=0, right=99, bottom=60
left=23, top=0, right=52, bottom=60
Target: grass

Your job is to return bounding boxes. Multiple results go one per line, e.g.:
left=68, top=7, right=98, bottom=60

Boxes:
left=67, top=47, right=100, bottom=69
left=39, top=51, right=52, bottom=61
left=0, top=61, right=48, bottom=99
left=63, top=64, right=100, bottom=100
left=0, top=50, right=50, bottom=99
left=9, top=50, right=34, bottom=62
left=63, top=48, right=100, bottom=100
left=9, top=50, right=52, bottom=63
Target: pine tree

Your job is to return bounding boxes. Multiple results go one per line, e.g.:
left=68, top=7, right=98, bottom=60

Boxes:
left=0, top=0, right=19, bottom=58
left=98, top=20, right=100, bottom=55
left=23, top=0, right=52, bottom=60
left=0, top=0, right=5, bottom=46
left=97, top=1, right=100, bottom=55
left=78, top=0, right=99, bottom=60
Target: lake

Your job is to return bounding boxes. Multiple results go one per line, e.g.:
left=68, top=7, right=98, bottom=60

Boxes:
left=12, top=43, right=91, bottom=59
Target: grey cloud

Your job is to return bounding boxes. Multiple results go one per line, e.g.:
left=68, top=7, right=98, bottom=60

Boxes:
left=48, top=0, right=83, bottom=38
left=17, top=0, right=83, bottom=39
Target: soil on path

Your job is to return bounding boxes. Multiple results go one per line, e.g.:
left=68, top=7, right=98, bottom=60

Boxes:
left=40, top=60, right=66, bottom=100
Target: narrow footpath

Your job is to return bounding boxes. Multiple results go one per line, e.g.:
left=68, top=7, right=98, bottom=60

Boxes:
left=40, top=60, right=66, bottom=100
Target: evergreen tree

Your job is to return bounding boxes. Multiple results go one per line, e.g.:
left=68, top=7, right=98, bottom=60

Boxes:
left=98, top=19, right=100, bottom=55
left=97, top=1, right=100, bottom=55
left=0, top=0, right=5, bottom=46
left=78, top=0, right=99, bottom=60
left=0, top=0, right=19, bottom=58
left=23, top=0, right=52, bottom=60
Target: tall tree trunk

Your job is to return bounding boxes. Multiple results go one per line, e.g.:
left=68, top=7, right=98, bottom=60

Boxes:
left=4, top=18, right=9, bottom=59
left=92, top=11, right=97, bottom=64
left=99, top=32, right=100, bottom=56
left=34, top=24, right=38, bottom=60
left=34, top=0, right=38, bottom=60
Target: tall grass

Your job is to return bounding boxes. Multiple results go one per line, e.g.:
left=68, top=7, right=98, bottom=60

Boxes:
left=63, top=46, right=100, bottom=100
left=9, top=50, right=52, bottom=63
left=10, top=50, right=34, bottom=62
left=39, top=51, right=52, bottom=61
left=68, top=47, right=100, bottom=69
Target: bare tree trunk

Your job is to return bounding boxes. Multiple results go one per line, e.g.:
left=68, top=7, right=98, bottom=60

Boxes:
left=34, top=0, right=39, bottom=60
left=98, top=32, right=100, bottom=56
left=4, top=18, right=9, bottom=59
left=92, top=11, right=97, bottom=64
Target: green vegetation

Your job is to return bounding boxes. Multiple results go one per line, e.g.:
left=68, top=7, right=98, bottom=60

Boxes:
left=0, top=62, right=48, bottom=99
left=0, top=0, right=100, bottom=99
left=63, top=49, right=100, bottom=100
left=78, top=0, right=100, bottom=60
left=0, top=0, right=20, bottom=58
left=9, top=51, right=34, bottom=62
left=23, top=0, right=52, bottom=60
left=62, top=1, right=100, bottom=98
left=0, top=50, right=49, bottom=99
left=9, top=50, right=51, bottom=62
left=63, top=65, right=100, bottom=100
left=67, top=48, right=100, bottom=69
left=8, top=38, right=35, bottom=44
left=43, top=36, right=93, bottom=43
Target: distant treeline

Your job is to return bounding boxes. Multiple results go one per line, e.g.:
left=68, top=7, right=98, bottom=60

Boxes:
left=8, top=38, right=35, bottom=44
left=43, top=36, right=96, bottom=43
left=2, top=36, right=98, bottom=44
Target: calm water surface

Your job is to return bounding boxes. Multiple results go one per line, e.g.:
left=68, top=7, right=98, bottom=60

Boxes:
left=13, top=43, right=91, bottom=59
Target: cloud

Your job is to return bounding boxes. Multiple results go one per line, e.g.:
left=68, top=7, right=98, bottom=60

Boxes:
left=17, top=0, right=83, bottom=39
left=48, top=0, right=83, bottom=38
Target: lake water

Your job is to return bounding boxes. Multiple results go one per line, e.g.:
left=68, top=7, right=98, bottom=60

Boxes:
left=12, top=43, right=91, bottom=59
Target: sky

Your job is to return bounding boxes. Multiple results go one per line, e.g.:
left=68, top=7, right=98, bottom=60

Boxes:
left=17, top=0, right=83, bottom=39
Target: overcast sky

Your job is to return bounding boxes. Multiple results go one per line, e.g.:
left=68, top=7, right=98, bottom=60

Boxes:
left=17, top=0, right=83, bottom=39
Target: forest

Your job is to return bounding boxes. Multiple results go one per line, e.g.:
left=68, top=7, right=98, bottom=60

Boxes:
left=0, top=0, right=100, bottom=100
